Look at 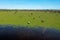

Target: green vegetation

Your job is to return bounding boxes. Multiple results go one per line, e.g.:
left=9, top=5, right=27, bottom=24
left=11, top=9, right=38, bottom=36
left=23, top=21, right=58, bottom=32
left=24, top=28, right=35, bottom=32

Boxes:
left=0, top=10, right=60, bottom=30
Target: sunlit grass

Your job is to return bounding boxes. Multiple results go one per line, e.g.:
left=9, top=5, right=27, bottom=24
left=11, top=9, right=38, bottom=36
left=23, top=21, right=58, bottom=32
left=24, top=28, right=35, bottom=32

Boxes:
left=0, top=10, right=60, bottom=30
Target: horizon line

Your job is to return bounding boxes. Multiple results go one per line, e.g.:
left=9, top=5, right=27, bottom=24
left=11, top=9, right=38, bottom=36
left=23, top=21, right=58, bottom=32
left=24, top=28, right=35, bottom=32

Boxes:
left=0, top=9, right=60, bottom=10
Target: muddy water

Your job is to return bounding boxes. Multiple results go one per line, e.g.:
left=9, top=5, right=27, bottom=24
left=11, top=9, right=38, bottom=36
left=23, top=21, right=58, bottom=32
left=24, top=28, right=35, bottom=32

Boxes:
left=0, top=25, right=60, bottom=40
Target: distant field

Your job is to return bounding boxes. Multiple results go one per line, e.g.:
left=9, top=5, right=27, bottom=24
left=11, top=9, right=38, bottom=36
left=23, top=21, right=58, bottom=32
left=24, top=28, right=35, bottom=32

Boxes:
left=0, top=10, right=60, bottom=30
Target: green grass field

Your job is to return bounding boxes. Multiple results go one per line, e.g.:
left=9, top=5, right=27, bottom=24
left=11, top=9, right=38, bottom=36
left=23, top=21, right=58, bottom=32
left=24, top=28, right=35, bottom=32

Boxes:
left=0, top=10, right=60, bottom=30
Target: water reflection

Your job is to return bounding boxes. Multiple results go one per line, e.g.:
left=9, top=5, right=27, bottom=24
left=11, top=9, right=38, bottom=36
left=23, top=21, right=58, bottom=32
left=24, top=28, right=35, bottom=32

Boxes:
left=0, top=25, right=60, bottom=40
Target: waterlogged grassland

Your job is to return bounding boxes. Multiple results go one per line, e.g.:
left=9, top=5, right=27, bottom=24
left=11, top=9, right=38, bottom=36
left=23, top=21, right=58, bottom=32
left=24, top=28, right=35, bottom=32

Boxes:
left=0, top=10, right=60, bottom=29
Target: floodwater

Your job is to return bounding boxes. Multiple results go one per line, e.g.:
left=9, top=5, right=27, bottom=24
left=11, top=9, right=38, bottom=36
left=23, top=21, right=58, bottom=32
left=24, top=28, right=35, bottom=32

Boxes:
left=0, top=25, right=60, bottom=40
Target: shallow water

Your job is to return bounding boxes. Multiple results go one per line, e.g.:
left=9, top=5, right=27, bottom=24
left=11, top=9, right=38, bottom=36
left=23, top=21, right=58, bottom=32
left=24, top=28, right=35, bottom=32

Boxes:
left=0, top=25, right=60, bottom=40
